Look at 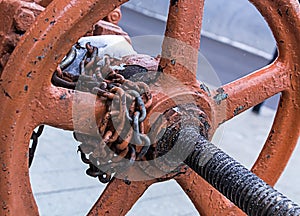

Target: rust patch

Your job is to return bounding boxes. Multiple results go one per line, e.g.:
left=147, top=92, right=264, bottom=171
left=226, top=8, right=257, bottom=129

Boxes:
left=37, top=55, right=44, bottom=61
left=0, top=0, right=299, bottom=215
left=0, top=1, right=44, bottom=74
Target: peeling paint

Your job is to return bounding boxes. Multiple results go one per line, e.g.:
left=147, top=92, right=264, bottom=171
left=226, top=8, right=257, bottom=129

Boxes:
left=213, top=88, right=227, bottom=105
left=37, top=55, right=45, bottom=61
left=59, top=93, right=67, bottom=100
left=286, top=8, right=289, bottom=16
left=277, top=8, right=283, bottom=17
left=233, top=105, right=244, bottom=116
left=3, top=90, right=12, bottom=99
left=26, top=71, right=32, bottom=78
left=200, top=83, right=211, bottom=97
left=171, top=0, right=179, bottom=6
left=1, top=163, right=7, bottom=172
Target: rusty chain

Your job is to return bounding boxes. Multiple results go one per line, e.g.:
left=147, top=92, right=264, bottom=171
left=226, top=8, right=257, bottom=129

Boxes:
left=50, top=40, right=212, bottom=182
left=52, top=41, right=153, bottom=183
left=31, top=41, right=210, bottom=183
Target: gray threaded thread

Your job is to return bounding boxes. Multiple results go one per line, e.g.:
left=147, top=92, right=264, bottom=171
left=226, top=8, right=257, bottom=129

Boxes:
left=179, top=127, right=300, bottom=216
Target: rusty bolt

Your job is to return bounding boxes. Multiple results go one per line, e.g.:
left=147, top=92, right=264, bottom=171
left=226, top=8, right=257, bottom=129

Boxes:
left=14, top=8, right=35, bottom=32
left=104, top=7, right=122, bottom=25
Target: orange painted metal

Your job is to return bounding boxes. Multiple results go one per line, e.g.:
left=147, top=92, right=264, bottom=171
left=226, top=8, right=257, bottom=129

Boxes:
left=89, top=0, right=300, bottom=214
left=0, top=1, right=123, bottom=74
left=248, top=0, right=300, bottom=186
left=38, top=87, right=107, bottom=134
left=159, top=0, right=204, bottom=84
left=175, top=169, right=245, bottom=216
left=0, top=0, right=299, bottom=215
left=0, top=0, right=44, bottom=73
left=88, top=167, right=157, bottom=216
left=212, top=0, right=300, bottom=186
left=0, top=0, right=128, bottom=215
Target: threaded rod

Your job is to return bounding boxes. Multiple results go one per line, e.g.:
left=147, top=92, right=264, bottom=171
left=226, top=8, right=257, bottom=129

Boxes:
left=178, top=127, right=300, bottom=216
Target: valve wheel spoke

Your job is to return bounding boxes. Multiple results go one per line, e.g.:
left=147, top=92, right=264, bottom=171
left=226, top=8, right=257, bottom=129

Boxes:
left=159, top=0, right=205, bottom=84
left=209, top=0, right=300, bottom=188
left=88, top=174, right=156, bottom=216
left=175, top=169, right=245, bottom=215
left=38, top=85, right=107, bottom=134
left=213, top=59, right=290, bottom=125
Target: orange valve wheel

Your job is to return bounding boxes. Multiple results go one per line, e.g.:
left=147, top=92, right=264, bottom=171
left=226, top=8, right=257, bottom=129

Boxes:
left=0, top=0, right=299, bottom=215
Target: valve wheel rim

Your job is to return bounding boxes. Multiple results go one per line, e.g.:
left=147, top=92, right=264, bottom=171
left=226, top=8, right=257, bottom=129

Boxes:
left=0, top=0, right=299, bottom=215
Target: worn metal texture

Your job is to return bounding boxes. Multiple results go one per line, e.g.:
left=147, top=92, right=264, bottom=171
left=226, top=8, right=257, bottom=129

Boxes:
left=0, top=0, right=123, bottom=75
left=176, top=170, right=245, bottom=216
left=87, top=167, right=157, bottom=216
left=0, top=0, right=299, bottom=215
left=0, top=0, right=44, bottom=73
left=214, top=0, right=300, bottom=186
left=159, top=0, right=204, bottom=83
left=0, top=0, right=128, bottom=215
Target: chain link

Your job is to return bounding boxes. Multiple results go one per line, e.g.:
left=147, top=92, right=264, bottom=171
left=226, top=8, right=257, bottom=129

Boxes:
left=55, top=42, right=153, bottom=183
left=48, top=39, right=210, bottom=182
left=36, top=41, right=208, bottom=181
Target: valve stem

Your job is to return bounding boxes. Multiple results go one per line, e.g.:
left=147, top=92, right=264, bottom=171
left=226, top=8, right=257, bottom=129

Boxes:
left=173, top=126, right=300, bottom=215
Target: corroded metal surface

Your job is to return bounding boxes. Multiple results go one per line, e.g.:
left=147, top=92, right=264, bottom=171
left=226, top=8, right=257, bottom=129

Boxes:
left=0, top=0, right=44, bottom=73
left=0, top=0, right=299, bottom=215
left=0, top=1, right=123, bottom=74
left=0, top=0, right=128, bottom=215
left=212, top=0, right=300, bottom=186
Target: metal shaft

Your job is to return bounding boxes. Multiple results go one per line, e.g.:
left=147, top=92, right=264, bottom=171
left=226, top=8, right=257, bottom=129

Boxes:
left=174, top=126, right=300, bottom=216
